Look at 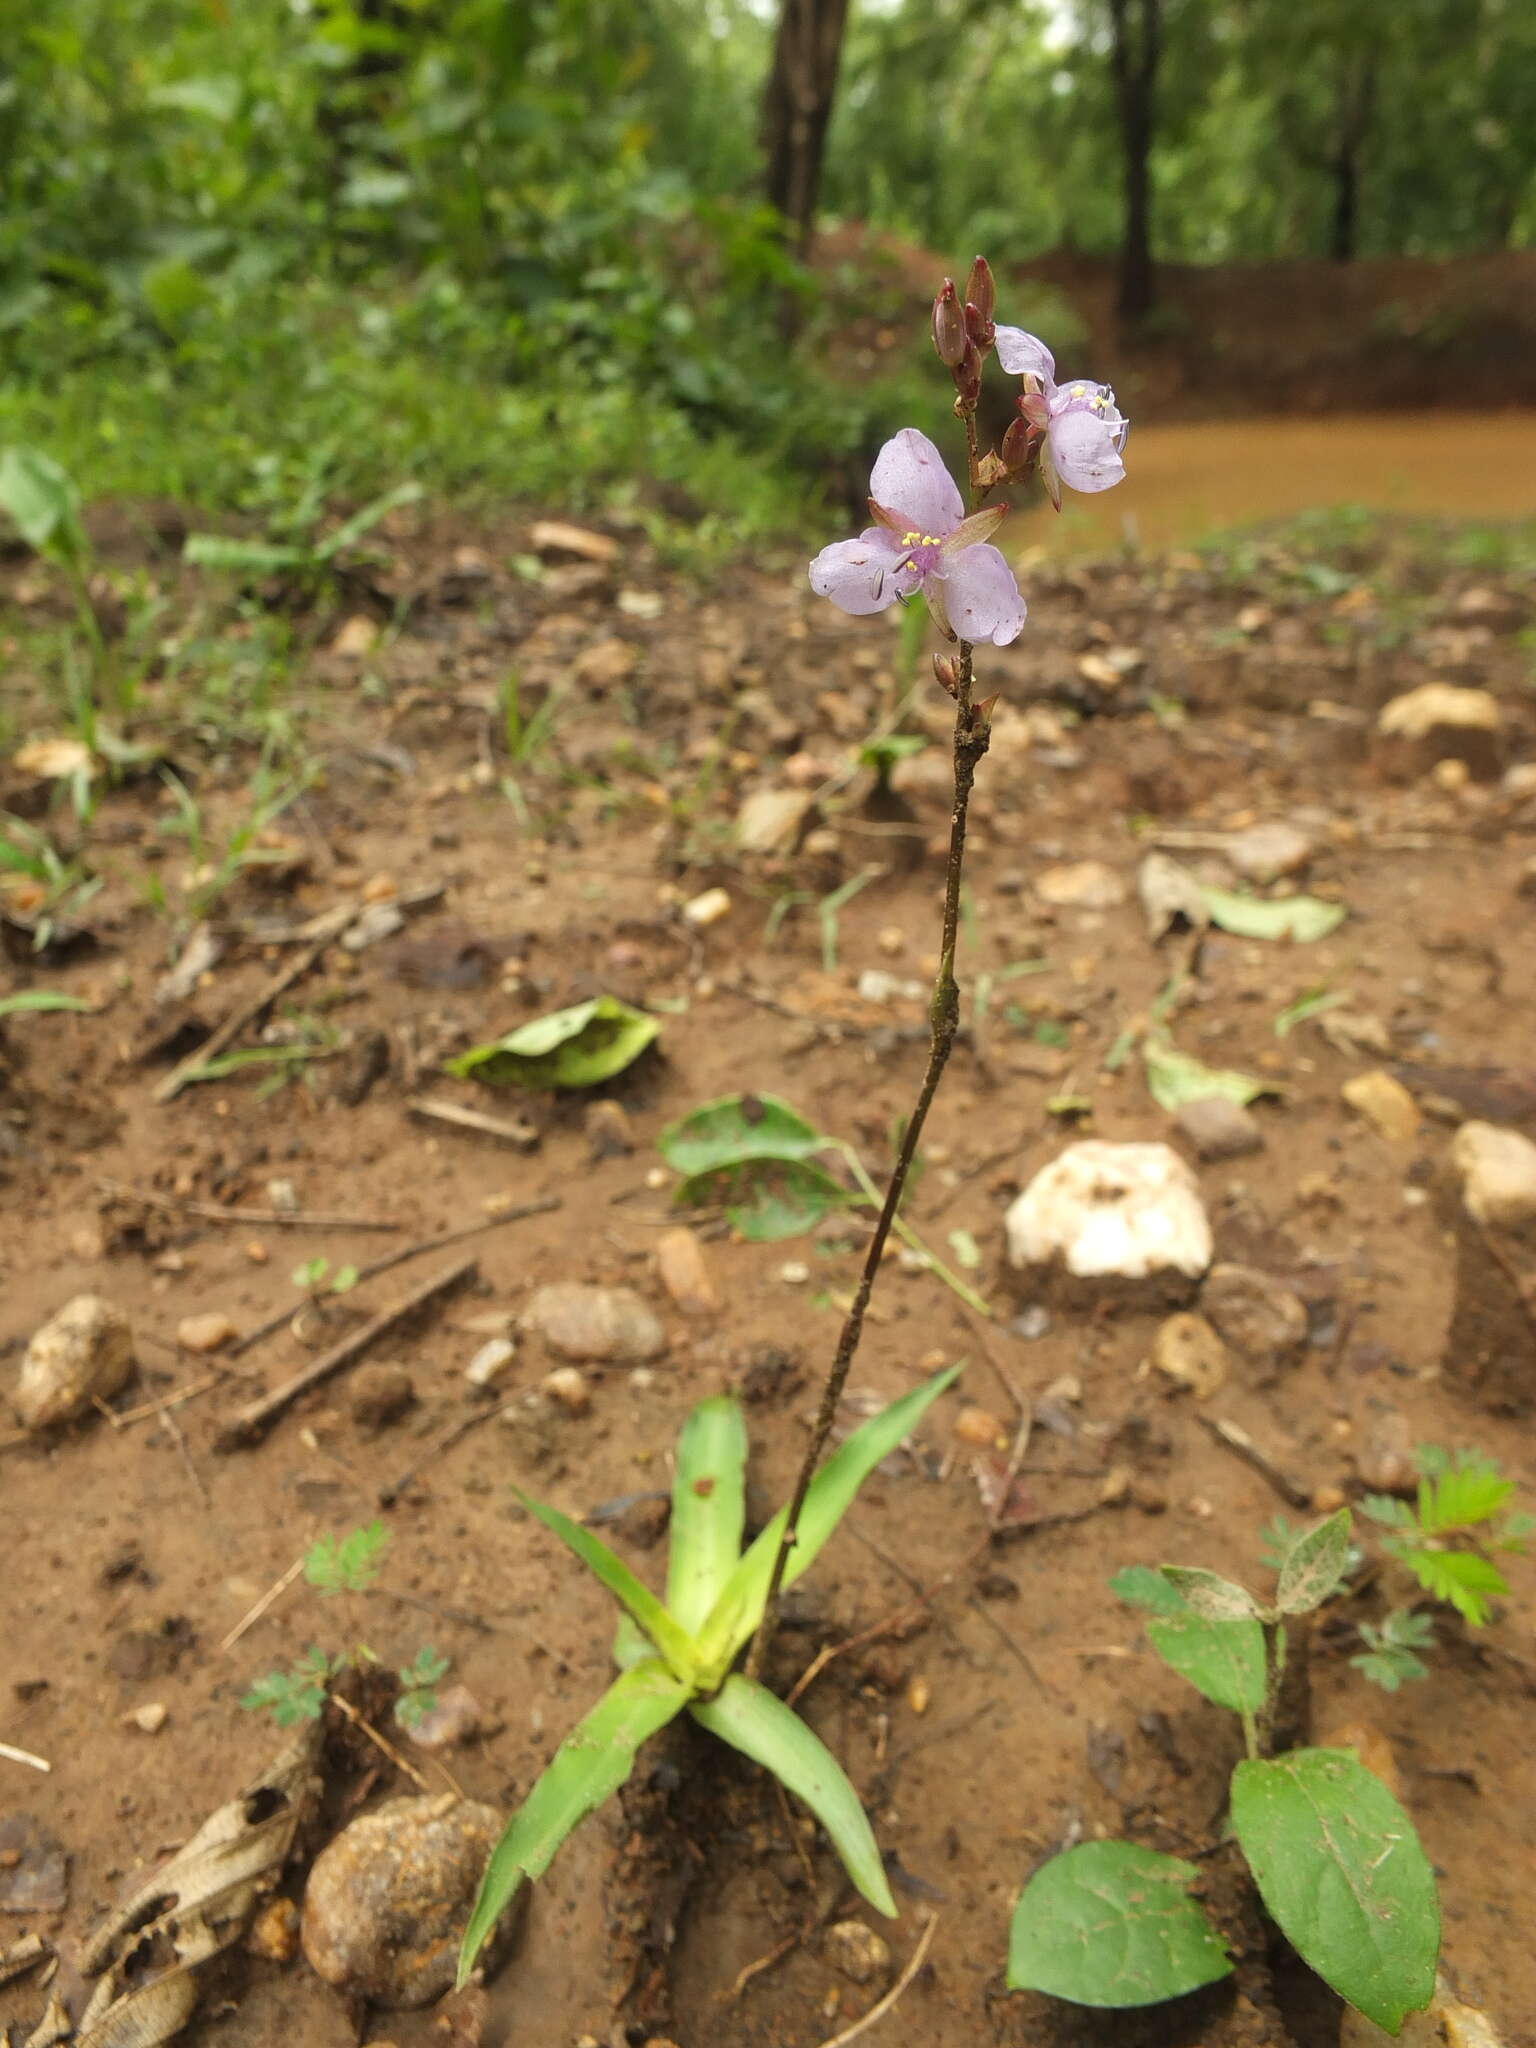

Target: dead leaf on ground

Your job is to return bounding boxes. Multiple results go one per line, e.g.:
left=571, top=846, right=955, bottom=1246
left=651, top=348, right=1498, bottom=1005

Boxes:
left=1137, top=852, right=1210, bottom=942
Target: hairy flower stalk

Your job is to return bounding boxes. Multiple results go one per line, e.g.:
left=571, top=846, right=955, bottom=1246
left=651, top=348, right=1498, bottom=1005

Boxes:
left=750, top=262, right=1127, bottom=1680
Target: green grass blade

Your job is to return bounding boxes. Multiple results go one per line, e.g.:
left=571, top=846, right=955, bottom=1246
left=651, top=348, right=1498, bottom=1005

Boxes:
left=698, top=1365, right=959, bottom=1672
left=457, top=1659, right=690, bottom=1984
left=519, top=1491, right=699, bottom=1685
left=667, top=1395, right=748, bottom=1634
left=690, top=1674, right=896, bottom=1917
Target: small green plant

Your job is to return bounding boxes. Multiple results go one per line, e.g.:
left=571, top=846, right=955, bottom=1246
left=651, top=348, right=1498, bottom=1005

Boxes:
left=1008, top=1509, right=1440, bottom=2033
left=156, top=761, right=310, bottom=920
left=183, top=478, right=423, bottom=595
left=292, top=1255, right=361, bottom=1300
left=241, top=1524, right=449, bottom=1732
left=456, top=1367, right=957, bottom=1984
left=0, top=814, right=102, bottom=952
left=1361, top=1445, right=1531, bottom=1627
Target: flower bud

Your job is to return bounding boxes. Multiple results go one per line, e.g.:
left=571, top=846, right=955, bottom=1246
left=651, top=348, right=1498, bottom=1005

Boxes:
left=965, top=255, right=995, bottom=327
left=953, top=341, right=983, bottom=411
left=931, top=280, right=967, bottom=367
left=1000, top=416, right=1038, bottom=473
left=963, top=300, right=994, bottom=350
left=933, top=652, right=960, bottom=695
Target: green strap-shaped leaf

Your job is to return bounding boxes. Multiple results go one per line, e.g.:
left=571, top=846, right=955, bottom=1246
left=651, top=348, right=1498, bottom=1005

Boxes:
left=1230, top=1749, right=1439, bottom=2032
left=1007, top=1840, right=1232, bottom=2006
left=697, top=1365, right=960, bottom=1674
left=457, top=1659, right=691, bottom=1984
left=667, top=1395, right=747, bottom=1634
left=689, top=1674, right=896, bottom=1918
left=518, top=1492, right=698, bottom=1686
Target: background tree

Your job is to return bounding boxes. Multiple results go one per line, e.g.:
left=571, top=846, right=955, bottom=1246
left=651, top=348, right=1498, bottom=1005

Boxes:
left=761, top=0, right=851, bottom=250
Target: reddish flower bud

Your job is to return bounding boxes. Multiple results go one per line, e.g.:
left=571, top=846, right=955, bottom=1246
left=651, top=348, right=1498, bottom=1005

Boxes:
left=933, top=652, right=961, bottom=695
left=953, top=341, right=983, bottom=410
left=931, top=280, right=967, bottom=367
left=963, top=300, right=995, bottom=350
left=965, top=255, right=996, bottom=327
left=1000, top=416, right=1039, bottom=472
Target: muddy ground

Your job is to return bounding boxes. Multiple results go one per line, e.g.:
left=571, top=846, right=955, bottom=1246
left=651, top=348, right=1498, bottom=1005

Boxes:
left=2, top=508, right=1535, bottom=2048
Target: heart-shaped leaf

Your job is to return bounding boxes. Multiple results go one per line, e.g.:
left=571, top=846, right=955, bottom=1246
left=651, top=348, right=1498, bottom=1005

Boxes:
left=675, top=1157, right=852, bottom=1241
left=1007, top=1840, right=1232, bottom=2006
left=1160, top=1567, right=1261, bottom=1622
left=447, top=996, right=658, bottom=1090
left=657, top=1092, right=827, bottom=1175
left=1231, top=1749, right=1439, bottom=2031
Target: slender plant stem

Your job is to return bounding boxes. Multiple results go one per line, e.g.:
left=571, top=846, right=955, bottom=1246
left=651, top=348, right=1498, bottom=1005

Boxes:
left=746, top=640, right=991, bottom=1682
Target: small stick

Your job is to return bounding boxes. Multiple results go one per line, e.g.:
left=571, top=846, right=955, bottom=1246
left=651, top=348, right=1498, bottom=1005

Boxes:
left=153, top=902, right=357, bottom=1103
left=97, top=1175, right=400, bottom=1233
left=230, top=1195, right=560, bottom=1358
left=407, top=1097, right=540, bottom=1149
left=726, top=1930, right=801, bottom=2002
left=377, top=1394, right=520, bottom=1509
left=218, top=1556, right=306, bottom=1654
left=160, top=1397, right=209, bottom=1505
left=215, top=1258, right=476, bottom=1449
left=812, top=1913, right=937, bottom=2048
left=328, top=1691, right=454, bottom=1798
left=1195, top=1413, right=1310, bottom=1509
left=109, top=1374, right=222, bottom=1428
left=0, top=1738, right=51, bottom=1772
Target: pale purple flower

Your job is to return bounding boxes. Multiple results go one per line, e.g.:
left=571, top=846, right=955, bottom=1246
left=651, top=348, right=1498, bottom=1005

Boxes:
left=807, top=428, right=1026, bottom=645
left=994, top=326, right=1128, bottom=507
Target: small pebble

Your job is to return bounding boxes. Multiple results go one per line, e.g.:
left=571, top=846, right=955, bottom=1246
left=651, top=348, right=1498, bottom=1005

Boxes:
left=682, top=886, right=732, bottom=928
left=349, top=1362, right=415, bottom=1430
left=823, top=1920, right=892, bottom=1989
left=246, top=1895, right=301, bottom=1964
left=953, top=1404, right=1008, bottom=1449
left=408, top=1683, right=484, bottom=1752
left=779, top=1261, right=810, bottom=1286
left=656, top=1226, right=720, bottom=1315
left=543, top=1366, right=591, bottom=1416
left=584, top=1099, right=635, bottom=1161
left=177, top=1310, right=237, bottom=1354
left=465, top=1336, right=516, bottom=1388
left=15, top=1295, right=135, bottom=1430
left=906, top=1674, right=930, bottom=1715
left=123, top=1701, right=168, bottom=1734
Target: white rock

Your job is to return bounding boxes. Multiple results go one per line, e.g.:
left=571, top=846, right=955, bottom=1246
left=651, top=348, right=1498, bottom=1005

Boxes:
left=15, top=1295, right=135, bottom=1429
left=1006, top=1142, right=1212, bottom=1280
left=682, top=886, right=732, bottom=929
left=736, top=787, right=812, bottom=855
left=1453, top=1121, right=1536, bottom=1235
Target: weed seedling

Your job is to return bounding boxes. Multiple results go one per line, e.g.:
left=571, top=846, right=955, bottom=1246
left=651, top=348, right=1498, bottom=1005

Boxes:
left=241, top=1523, right=449, bottom=1735
left=1007, top=1509, right=1440, bottom=2031
left=457, top=1368, right=957, bottom=1982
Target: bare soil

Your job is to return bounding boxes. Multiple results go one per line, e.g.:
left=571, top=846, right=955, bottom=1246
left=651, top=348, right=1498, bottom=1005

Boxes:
left=2, top=508, right=1535, bottom=2048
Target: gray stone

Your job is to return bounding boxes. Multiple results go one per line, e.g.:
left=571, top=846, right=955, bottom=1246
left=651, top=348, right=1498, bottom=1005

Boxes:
left=15, top=1294, right=134, bottom=1430
left=524, top=1283, right=665, bottom=1363
left=1201, top=1263, right=1308, bottom=1368
left=1174, top=1095, right=1264, bottom=1161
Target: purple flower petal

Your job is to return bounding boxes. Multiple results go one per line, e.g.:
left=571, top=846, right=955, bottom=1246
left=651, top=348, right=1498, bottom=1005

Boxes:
left=1048, top=409, right=1126, bottom=495
left=929, top=543, right=1027, bottom=646
left=808, top=530, right=909, bottom=615
left=995, top=326, right=1056, bottom=385
left=869, top=429, right=964, bottom=537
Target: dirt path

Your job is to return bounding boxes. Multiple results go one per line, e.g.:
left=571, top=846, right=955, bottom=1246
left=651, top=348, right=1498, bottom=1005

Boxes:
left=2, top=511, right=1534, bottom=2047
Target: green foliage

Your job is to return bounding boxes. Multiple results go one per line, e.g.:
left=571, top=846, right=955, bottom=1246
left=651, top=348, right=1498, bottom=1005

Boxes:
left=241, top=1646, right=339, bottom=1726
left=447, top=996, right=659, bottom=1092
left=459, top=1370, right=958, bottom=1984
left=658, top=1092, right=852, bottom=1243
left=0, top=990, right=92, bottom=1019
left=1007, top=1842, right=1232, bottom=2007
left=1141, top=1032, right=1271, bottom=1114
left=305, top=1521, right=390, bottom=1597
left=1028, top=1512, right=1439, bottom=2030
left=1200, top=884, right=1346, bottom=945
left=1351, top=1610, right=1435, bottom=1693
left=1361, top=1445, right=1529, bottom=1627
left=0, top=447, right=87, bottom=565
left=394, top=1646, right=451, bottom=1730
left=1230, top=1751, right=1440, bottom=2032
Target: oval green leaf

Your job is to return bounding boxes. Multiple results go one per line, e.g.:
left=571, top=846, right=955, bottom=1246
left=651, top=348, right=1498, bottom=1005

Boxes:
left=657, top=1092, right=827, bottom=1175
left=675, top=1157, right=852, bottom=1241
left=446, top=996, right=658, bottom=1091
left=1160, top=1566, right=1261, bottom=1621
left=1230, top=1749, right=1439, bottom=2031
left=1145, top=1611, right=1267, bottom=1713
left=1007, top=1840, right=1232, bottom=2007
left=1274, top=1507, right=1352, bottom=1616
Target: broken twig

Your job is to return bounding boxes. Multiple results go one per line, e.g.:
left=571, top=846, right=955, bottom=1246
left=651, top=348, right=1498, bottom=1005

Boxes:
left=97, top=1176, right=399, bottom=1232
left=0, top=1739, right=51, bottom=1773
left=408, top=1096, right=539, bottom=1149
left=1196, top=1412, right=1310, bottom=1509
left=813, top=1913, right=937, bottom=2048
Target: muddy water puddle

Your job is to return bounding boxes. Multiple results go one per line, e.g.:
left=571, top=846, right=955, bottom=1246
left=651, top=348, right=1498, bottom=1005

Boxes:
left=1011, top=408, right=1536, bottom=556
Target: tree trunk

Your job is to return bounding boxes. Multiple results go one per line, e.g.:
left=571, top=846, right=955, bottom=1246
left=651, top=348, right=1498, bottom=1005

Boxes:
left=1327, top=55, right=1375, bottom=262
left=1107, top=0, right=1161, bottom=322
left=761, top=0, right=850, bottom=253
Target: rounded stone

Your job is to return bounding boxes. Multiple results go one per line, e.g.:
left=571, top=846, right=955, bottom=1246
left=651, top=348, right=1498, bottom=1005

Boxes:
left=15, top=1294, right=134, bottom=1429
left=301, top=1795, right=510, bottom=2008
